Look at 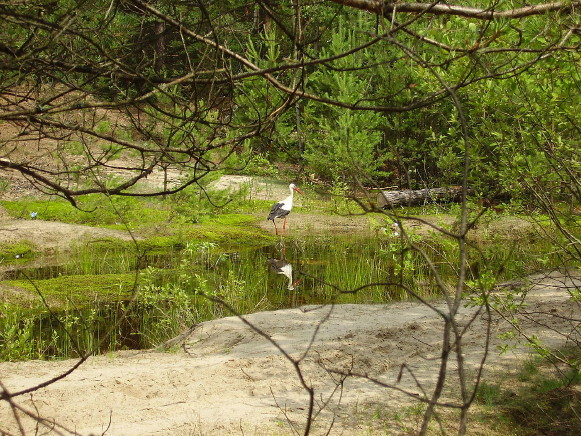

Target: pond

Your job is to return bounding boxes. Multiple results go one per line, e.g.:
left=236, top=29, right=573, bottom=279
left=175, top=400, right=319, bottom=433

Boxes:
left=0, top=230, right=549, bottom=361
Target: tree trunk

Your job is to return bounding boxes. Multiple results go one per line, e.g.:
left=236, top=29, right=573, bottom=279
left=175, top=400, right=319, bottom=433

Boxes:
left=154, top=21, right=166, bottom=73
left=377, top=186, right=465, bottom=208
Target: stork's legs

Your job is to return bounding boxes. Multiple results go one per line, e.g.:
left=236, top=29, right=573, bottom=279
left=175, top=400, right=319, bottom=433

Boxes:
left=272, top=218, right=289, bottom=236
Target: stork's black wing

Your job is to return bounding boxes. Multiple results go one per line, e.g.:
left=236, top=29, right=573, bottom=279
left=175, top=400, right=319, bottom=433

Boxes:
left=267, top=202, right=289, bottom=220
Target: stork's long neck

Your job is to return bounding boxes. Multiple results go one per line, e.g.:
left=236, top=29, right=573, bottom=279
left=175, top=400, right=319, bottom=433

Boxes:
left=284, top=187, right=295, bottom=206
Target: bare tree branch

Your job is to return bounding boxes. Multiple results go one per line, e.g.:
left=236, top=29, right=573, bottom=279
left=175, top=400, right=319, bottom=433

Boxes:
left=329, top=0, right=581, bottom=20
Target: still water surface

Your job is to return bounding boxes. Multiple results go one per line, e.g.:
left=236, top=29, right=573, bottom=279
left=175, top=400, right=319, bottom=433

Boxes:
left=1, top=231, right=519, bottom=360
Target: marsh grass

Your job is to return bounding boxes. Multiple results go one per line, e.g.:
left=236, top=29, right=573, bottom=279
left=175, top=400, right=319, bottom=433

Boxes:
left=1, top=301, right=125, bottom=360
left=0, top=208, right=573, bottom=361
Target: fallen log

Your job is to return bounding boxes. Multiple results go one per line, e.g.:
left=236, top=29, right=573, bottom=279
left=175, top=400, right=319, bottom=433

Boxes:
left=377, top=186, right=466, bottom=208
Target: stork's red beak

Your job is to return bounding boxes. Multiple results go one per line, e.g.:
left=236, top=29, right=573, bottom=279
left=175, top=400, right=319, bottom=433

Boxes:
left=293, top=186, right=303, bottom=195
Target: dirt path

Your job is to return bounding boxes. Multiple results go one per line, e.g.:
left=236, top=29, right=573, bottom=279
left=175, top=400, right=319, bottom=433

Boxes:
left=1, top=272, right=579, bottom=435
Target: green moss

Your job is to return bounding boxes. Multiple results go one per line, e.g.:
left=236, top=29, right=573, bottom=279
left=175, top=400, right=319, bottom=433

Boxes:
left=187, top=215, right=273, bottom=246
left=0, top=241, right=37, bottom=262
left=77, top=238, right=135, bottom=251
left=137, top=216, right=273, bottom=251
left=4, top=273, right=137, bottom=307
left=137, top=236, right=187, bottom=252
left=133, top=213, right=274, bottom=248
left=0, top=196, right=172, bottom=227
left=208, top=213, right=256, bottom=226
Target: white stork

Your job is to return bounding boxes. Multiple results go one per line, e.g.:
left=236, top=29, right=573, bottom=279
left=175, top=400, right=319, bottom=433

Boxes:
left=267, top=183, right=303, bottom=235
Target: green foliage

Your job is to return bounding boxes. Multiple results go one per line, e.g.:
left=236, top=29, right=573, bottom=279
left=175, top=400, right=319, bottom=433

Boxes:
left=327, top=179, right=359, bottom=214
left=0, top=309, right=39, bottom=361
left=133, top=239, right=267, bottom=344
left=0, top=300, right=133, bottom=361
left=0, top=183, right=270, bottom=245
left=221, top=147, right=280, bottom=178
left=136, top=265, right=202, bottom=345
left=1, top=0, right=577, bottom=206
left=302, top=14, right=386, bottom=183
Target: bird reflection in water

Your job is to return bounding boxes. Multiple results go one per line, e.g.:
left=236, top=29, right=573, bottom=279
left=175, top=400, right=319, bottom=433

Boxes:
left=267, top=240, right=302, bottom=290
left=267, top=258, right=302, bottom=290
